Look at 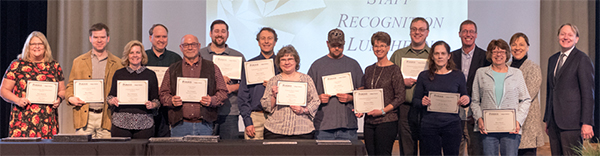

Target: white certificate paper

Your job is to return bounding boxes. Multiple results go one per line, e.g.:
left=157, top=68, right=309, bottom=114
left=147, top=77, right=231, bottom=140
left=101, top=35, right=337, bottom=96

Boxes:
left=353, top=89, right=384, bottom=113
left=401, top=58, right=427, bottom=79
left=244, top=59, right=275, bottom=85
left=117, top=80, right=148, bottom=105
left=26, top=81, right=58, bottom=104
left=176, top=77, right=208, bottom=102
left=74, top=79, right=104, bottom=103
left=483, top=109, right=517, bottom=133
left=322, top=72, right=354, bottom=96
left=427, top=91, right=460, bottom=114
left=276, top=81, right=307, bottom=106
left=213, top=55, right=243, bottom=80
left=147, top=66, right=168, bottom=88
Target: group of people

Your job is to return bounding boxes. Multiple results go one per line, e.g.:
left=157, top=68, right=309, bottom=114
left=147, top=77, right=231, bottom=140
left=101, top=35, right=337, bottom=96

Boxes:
left=0, top=18, right=593, bottom=156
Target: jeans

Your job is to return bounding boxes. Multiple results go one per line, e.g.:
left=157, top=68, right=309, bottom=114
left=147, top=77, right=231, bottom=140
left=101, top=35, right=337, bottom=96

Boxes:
left=214, top=115, right=240, bottom=139
left=315, top=128, right=358, bottom=140
left=482, top=133, right=521, bottom=156
left=171, top=121, right=213, bottom=137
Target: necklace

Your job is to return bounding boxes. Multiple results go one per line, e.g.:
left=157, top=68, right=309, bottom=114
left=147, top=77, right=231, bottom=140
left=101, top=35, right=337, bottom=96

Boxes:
left=370, top=65, right=384, bottom=88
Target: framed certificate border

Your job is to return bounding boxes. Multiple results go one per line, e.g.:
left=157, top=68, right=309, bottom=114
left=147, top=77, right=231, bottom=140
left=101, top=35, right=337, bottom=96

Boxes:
left=74, top=79, right=104, bottom=103
left=176, top=77, right=208, bottom=102
left=146, top=66, right=168, bottom=88
left=427, top=91, right=460, bottom=114
left=117, top=80, right=148, bottom=105
left=400, top=58, right=427, bottom=79
left=213, top=55, right=243, bottom=80
left=322, top=72, right=354, bottom=96
left=25, top=81, right=58, bottom=104
left=352, top=89, right=384, bottom=113
left=483, top=109, right=517, bottom=133
left=244, top=59, right=275, bottom=85
left=276, top=81, right=307, bottom=106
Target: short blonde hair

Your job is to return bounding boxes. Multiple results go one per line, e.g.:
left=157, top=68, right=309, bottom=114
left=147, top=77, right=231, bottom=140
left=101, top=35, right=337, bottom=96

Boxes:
left=18, top=31, right=53, bottom=62
left=121, top=40, right=147, bottom=66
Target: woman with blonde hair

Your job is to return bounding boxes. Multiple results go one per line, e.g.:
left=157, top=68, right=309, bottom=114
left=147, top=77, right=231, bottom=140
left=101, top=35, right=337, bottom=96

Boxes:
left=0, top=31, right=65, bottom=138
left=107, top=40, right=160, bottom=138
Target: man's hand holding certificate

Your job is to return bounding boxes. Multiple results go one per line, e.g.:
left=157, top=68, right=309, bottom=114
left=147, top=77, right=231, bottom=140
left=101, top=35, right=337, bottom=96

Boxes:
left=479, top=109, right=518, bottom=134
left=322, top=72, right=354, bottom=96
left=401, top=58, right=427, bottom=79
left=244, top=59, right=275, bottom=85
left=213, top=55, right=243, bottom=80
left=353, top=89, right=384, bottom=113
left=26, top=81, right=58, bottom=104
left=276, top=81, right=307, bottom=106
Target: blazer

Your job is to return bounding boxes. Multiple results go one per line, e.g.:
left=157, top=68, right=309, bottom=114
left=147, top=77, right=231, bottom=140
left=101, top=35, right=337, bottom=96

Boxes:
left=65, top=51, right=124, bottom=130
left=471, top=66, right=531, bottom=134
left=544, top=47, right=595, bottom=130
left=509, top=59, right=544, bottom=148
left=451, top=46, right=492, bottom=95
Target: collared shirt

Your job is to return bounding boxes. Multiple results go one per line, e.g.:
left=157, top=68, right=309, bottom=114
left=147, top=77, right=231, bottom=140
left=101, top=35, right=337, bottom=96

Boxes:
left=389, top=44, right=430, bottom=103
left=90, top=52, right=108, bottom=109
left=159, top=58, right=229, bottom=121
left=199, top=43, right=246, bottom=116
left=145, top=48, right=182, bottom=67
left=554, top=46, right=574, bottom=75
left=461, top=48, right=475, bottom=81
left=238, top=53, right=280, bottom=127
left=125, top=66, right=146, bottom=74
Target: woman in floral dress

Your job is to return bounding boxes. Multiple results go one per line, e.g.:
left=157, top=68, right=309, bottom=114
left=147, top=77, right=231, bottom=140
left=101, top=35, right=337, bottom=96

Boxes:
left=0, top=31, right=65, bottom=139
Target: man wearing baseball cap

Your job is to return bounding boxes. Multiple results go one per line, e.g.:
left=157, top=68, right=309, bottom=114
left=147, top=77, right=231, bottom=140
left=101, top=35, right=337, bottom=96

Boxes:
left=307, top=28, right=364, bottom=140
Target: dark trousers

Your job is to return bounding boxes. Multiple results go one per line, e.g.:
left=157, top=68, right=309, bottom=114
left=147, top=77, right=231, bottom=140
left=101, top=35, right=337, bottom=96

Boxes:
left=398, top=104, right=420, bottom=155
left=467, top=119, right=483, bottom=155
left=547, top=117, right=581, bottom=156
left=420, top=120, right=462, bottom=156
left=153, top=107, right=170, bottom=137
left=263, top=128, right=314, bottom=139
left=214, top=115, right=240, bottom=139
left=518, top=148, right=537, bottom=156
left=364, top=121, right=398, bottom=156
left=111, top=124, right=155, bottom=139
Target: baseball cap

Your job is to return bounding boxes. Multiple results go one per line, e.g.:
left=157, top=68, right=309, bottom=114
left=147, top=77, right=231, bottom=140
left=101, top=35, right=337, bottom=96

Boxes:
left=328, top=28, right=345, bottom=45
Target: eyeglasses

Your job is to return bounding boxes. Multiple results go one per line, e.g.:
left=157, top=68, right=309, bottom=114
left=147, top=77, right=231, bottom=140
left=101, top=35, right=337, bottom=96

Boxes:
left=410, top=28, right=428, bottom=33
left=460, top=30, right=477, bottom=35
left=29, top=43, right=44, bottom=47
left=180, top=43, right=199, bottom=48
left=492, top=51, right=506, bottom=55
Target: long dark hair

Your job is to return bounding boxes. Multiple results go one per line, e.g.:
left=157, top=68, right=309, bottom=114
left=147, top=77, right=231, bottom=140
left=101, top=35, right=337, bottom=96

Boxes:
left=427, top=41, right=455, bottom=80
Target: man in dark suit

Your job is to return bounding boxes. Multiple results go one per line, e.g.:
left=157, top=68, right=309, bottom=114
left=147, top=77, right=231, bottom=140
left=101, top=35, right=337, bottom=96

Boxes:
left=450, top=20, right=491, bottom=156
left=544, top=23, right=594, bottom=155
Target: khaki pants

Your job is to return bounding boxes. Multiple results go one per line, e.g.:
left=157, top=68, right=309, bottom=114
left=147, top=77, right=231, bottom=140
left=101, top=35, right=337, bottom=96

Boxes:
left=75, top=111, right=110, bottom=138
left=244, top=111, right=267, bottom=140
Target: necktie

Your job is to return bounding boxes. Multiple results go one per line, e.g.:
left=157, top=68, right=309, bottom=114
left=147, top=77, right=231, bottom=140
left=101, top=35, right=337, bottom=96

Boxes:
left=556, top=54, right=566, bottom=75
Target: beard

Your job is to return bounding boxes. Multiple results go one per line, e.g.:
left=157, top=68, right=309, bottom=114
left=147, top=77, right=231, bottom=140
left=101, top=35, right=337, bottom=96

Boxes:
left=329, top=51, right=342, bottom=59
left=212, top=36, right=226, bottom=47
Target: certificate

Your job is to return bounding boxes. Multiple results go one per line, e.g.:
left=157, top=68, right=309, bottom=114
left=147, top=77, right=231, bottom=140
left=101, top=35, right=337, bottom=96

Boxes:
left=483, top=109, right=517, bottom=133
left=322, top=72, right=354, bottom=96
left=276, top=81, right=307, bottom=106
left=427, top=91, right=460, bottom=114
left=401, top=58, right=427, bottom=79
left=176, top=77, right=207, bottom=102
left=244, top=59, right=275, bottom=85
left=213, top=55, right=243, bottom=80
left=147, top=66, right=168, bottom=88
left=74, top=79, right=104, bottom=103
left=117, top=80, right=148, bottom=105
left=25, top=81, right=58, bottom=104
left=353, top=89, right=384, bottom=113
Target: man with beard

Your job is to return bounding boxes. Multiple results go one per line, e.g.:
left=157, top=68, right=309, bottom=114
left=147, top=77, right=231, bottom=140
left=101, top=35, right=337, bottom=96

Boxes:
left=66, top=23, right=124, bottom=138
left=238, top=27, right=281, bottom=139
left=145, top=24, right=182, bottom=137
left=160, top=34, right=228, bottom=136
left=389, top=17, right=430, bottom=155
left=450, top=20, right=490, bottom=156
left=199, top=20, right=246, bottom=139
left=307, top=28, right=363, bottom=140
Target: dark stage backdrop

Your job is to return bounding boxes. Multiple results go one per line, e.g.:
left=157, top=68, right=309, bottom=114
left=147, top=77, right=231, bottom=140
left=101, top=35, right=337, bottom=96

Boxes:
left=0, top=0, right=47, bottom=138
